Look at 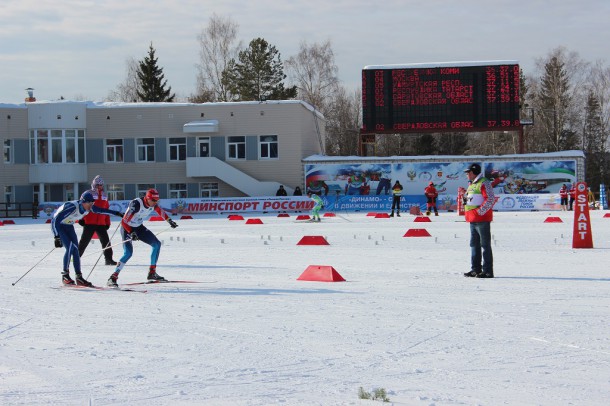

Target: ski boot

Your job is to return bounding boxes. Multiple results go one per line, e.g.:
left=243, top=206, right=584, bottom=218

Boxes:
left=396, top=212, right=400, bottom=217
left=107, top=272, right=119, bottom=287
left=147, top=267, right=166, bottom=282
left=62, top=271, right=75, bottom=285
left=435, top=211, right=439, bottom=216
left=425, top=210, right=431, bottom=216
left=105, top=258, right=118, bottom=266
left=75, top=273, right=93, bottom=287
left=390, top=211, right=394, bottom=217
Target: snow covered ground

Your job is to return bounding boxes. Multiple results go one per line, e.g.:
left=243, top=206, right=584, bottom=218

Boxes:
left=1, top=210, right=609, bottom=406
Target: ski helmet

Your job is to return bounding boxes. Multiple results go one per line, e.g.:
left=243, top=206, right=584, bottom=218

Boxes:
left=145, top=188, right=160, bottom=201
left=80, top=191, right=95, bottom=203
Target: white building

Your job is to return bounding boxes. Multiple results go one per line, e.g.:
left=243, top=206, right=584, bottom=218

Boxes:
left=0, top=100, right=325, bottom=205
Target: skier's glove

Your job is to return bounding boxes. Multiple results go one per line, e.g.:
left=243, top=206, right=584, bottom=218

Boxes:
left=54, top=236, right=63, bottom=248
left=78, top=219, right=85, bottom=227
left=167, top=218, right=178, bottom=228
left=129, top=232, right=139, bottom=241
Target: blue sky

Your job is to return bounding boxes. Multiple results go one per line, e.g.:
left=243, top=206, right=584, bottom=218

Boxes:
left=1, top=0, right=609, bottom=103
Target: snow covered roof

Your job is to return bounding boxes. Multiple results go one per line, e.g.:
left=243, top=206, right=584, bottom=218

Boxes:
left=6, top=99, right=325, bottom=119
left=183, top=120, right=219, bottom=133
left=363, top=60, right=519, bottom=70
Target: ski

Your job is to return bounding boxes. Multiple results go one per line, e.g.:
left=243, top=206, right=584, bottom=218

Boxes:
left=53, top=284, right=147, bottom=293
left=122, top=280, right=214, bottom=286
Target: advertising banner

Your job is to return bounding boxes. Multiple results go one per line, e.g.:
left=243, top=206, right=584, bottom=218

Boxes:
left=305, top=159, right=576, bottom=212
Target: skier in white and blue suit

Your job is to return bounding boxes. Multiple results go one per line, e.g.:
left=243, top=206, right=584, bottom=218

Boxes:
left=52, top=191, right=123, bottom=287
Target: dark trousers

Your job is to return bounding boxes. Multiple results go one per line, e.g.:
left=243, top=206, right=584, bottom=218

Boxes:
left=391, top=195, right=401, bottom=213
left=426, top=197, right=438, bottom=213
left=470, top=222, right=493, bottom=275
left=78, top=224, right=114, bottom=262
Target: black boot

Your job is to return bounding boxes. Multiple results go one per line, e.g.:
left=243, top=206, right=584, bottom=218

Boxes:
left=147, top=267, right=166, bottom=281
left=62, top=271, right=75, bottom=285
left=107, top=272, right=119, bottom=287
left=75, top=273, right=93, bottom=287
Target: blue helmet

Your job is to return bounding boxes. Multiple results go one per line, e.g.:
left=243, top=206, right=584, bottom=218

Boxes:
left=80, top=191, right=95, bottom=203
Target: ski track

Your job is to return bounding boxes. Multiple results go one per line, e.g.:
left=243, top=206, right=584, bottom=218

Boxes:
left=1, top=212, right=609, bottom=405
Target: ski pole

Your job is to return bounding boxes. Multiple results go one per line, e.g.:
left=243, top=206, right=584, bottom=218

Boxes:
left=86, top=223, right=122, bottom=280
left=79, top=238, right=131, bottom=258
left=81, top=225, right=173, bottom=259
left=12, top=246, right=57, bottom=286
left=335, top=212, right=352, bottom=222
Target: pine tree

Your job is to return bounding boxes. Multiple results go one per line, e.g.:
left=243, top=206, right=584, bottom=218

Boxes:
left=136, top=43, right=176, bottom=102
left=583, top=91, right=606, bottom=188
left=222, top=38, right=297, bottom=101
left=537, top=56, right=572, bottom=151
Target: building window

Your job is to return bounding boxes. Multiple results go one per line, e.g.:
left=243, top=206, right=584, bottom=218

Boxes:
left=65, top=130, right=76, bottom=163
left=169, top=183, right=187, bottom=199
left=51, top=130, right=62, bottom=163
left=106, top=184, right=125, bottom=201
left=169, top=137, right=187, bottom=161
left=64, top=184, right=76, bottom=201
left=33, top=184, right=49, bottom=203
left=137, top=138, right=155, bottom=162
left=259, top=135, right=278, bottom=159
left=3, top=139, right=11, bottom=163
left=200, top=182, right=219, bottom=197
left=106, top=139, right=124, bottom=163
left=137, top=184, right=156, bottom=199
left=227, top=136, right=245, bottom=159
left=29, top=129, right=85, bottom=164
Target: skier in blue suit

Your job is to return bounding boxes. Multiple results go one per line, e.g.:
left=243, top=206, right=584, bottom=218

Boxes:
left=51, top=191, right=123, bottom=286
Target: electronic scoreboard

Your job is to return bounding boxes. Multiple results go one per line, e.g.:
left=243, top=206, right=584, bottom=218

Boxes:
left=362, top=61, right=520, bottom=133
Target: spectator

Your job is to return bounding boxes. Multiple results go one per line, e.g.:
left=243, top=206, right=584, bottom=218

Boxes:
left=276, top=185, right=287, bottom=196
left=424, top=181, right=439, bottom=216
left=390, top=181, right=403, bottom=217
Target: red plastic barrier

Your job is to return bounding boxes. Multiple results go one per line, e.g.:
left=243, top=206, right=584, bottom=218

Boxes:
left=403, top=228, right=432, bottom=237
left=296, top=236, right=329, bottom=245
left=297, top=265, right=345, bottom=282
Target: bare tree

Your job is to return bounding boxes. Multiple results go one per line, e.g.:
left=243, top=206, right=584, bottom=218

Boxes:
left=106, top=57, right=141, bottom=102
left=195, top=14, right=240, bottom=102
left=285, top=40, right=340, bottom=115
left=325, top=86, right=361, bottom=156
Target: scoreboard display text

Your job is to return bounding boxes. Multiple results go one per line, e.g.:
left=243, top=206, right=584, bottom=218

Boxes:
left=362, top=63, right=520, bottom=133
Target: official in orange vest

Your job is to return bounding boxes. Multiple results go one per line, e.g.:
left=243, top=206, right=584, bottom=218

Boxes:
left=462, top=164, right=496, bottom=278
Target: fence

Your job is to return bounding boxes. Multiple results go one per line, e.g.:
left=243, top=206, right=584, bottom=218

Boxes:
left=0, top=202, right=39, bottom=218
